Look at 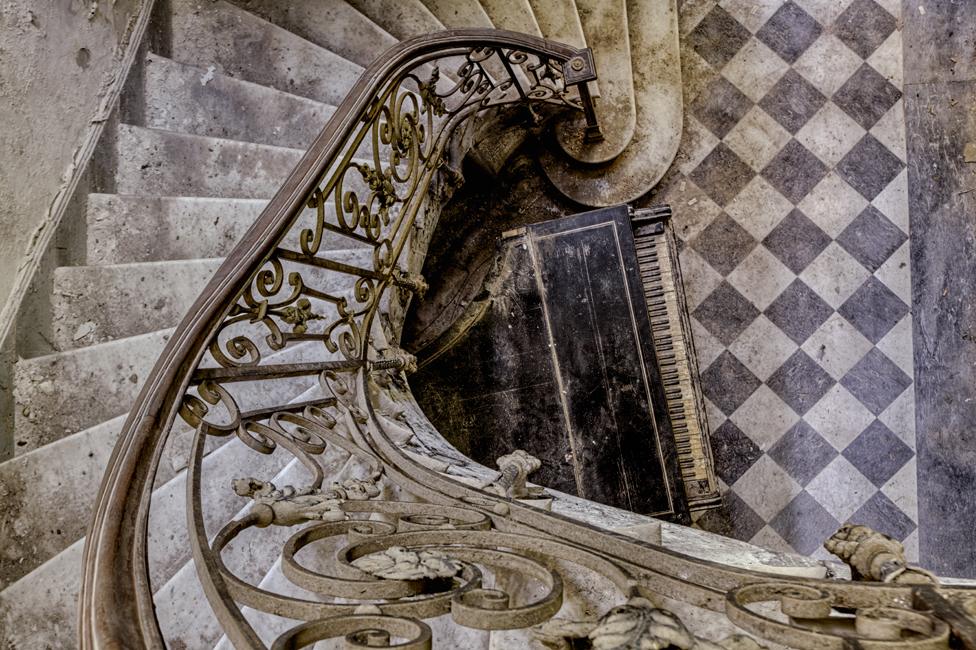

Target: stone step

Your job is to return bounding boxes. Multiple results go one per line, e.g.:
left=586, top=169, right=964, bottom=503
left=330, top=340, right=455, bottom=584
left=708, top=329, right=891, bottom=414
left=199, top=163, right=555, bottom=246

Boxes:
left=553, top=0, right=635, bottom=164
left=0, top=415, right=124, bottom=591
left=168, top=0, right=362, bottom=106
left=345, top=0, right=443, bottom=42
left=539, top=0, right=682, bottom=206
left=0, top=538, right=84, bottom=650
left=227, top=0, right=398, bottom=69
left=142, top=53, right=336, bottom=150
left=51, top=247, right=372, bottom=349
left=526, top=0, right=587, bottom=49
left=85, top=194, right=364, bottom=265
left=0, top=382, right=329, bottom=647
left=420, top=0, right=494, bottom=28
left=13, top=329, right=173, bottom=455
left=478, top=0, right=542, bottom=36
left=113, top=124, right=304, bottom=199
left=1, top=340, right=333, bottom=591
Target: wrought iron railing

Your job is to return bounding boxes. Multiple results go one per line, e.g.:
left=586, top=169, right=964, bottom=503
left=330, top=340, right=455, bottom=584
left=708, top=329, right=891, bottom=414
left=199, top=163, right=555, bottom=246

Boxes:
left=80, top=29, right=976, bottom=649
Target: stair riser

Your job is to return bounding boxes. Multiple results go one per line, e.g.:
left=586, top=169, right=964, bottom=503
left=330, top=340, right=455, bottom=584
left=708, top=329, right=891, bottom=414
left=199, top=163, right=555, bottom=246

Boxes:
left=114, top=125, right=303, bottom=199
left=143, top=54, right=336, bottom=150
left=87, top=195, right=364, bottom=265
left=168, top=0, right=362, bottom=106
left=0, top=416, right=121, bottom=591
left=227, top=0, right=398, bottom=69
left=53, top=249, right=373, bottom=349
left=13, top=329, right=172, bottom=455
left=0, top=539, right=83, bottom=650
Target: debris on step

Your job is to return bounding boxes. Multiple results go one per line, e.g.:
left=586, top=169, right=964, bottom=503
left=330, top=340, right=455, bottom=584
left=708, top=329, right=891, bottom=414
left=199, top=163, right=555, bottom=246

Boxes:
left=200, top=65, right=216, bottom=86
left=72, top=321, right=96, bottom=341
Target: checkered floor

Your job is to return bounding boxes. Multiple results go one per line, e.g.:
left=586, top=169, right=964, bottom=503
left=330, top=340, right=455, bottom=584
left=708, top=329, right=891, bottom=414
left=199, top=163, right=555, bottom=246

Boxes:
left=659, top=0, right=915, bottom=560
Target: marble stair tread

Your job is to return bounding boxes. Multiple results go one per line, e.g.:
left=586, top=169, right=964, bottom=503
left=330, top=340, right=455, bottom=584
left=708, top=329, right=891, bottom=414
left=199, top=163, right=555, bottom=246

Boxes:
left=0, top=537, right=84, bottom=650
left=478, top=0, right=543, bottom=36
left=168, top=0, right=362, bottom=106
left=344, top=0, right=444, bottom=41
left=0, top=415, right=125, bottom=591
left=420, top=0, right=495, bottom=28
left=12, top=329, right=174, bottom=456
left=51, top=248, right=372, bottom=349
left=539, top=0, right=682, bottom=206
left=553, top=0, right=635, bottom=164
left=85, top=194, right=365, bottom=266
left=526, top=0, right=588, bottom=50
left=113, top=124, right=305, bottom=199
left=142, top=53, right=336, bottom=150
left=228, top=0, right=398, bottom=69
left=113, top=124, right=381, bottom=200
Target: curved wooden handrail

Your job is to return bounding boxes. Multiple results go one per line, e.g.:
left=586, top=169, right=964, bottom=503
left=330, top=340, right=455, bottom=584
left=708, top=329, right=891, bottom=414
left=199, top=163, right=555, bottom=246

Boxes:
left=79, top=29, right=597, bottom=649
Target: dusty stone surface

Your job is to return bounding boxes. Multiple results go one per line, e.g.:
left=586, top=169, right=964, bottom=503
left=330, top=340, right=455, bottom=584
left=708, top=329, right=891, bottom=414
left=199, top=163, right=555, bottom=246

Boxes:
left=143, top=53, right=336, bottom=149
left=13, top=328, right=172, bottom=455
left=169, top=0, right=362, bottom=106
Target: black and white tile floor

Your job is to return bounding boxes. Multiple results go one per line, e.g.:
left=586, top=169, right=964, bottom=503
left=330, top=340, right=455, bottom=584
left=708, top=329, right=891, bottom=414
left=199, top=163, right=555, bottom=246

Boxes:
left=654, top=0, right=915, bottom=559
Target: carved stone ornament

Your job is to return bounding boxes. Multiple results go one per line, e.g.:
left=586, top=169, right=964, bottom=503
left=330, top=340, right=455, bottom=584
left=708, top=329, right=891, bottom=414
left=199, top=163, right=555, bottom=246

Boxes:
left=351, top=545, right=464, bottom=581
left=323, top=476, right=381, bottom=501
left=233, top=478, right=347, bottom=527
left=824, top=524, right=939, bottom=584
left=485, top=449, right=549, bottom=500
left=533, top=597, right=768, bottom=650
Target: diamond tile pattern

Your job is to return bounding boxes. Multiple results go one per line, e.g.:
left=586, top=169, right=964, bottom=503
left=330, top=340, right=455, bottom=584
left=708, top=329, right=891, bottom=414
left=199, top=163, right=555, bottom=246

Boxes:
left=676, top=0, right=915, bottom=556
left=768, top=420, right=838, bottom=485
left=837, top=205, right=907, bottom=272
left=833, top=64, right=902, bottom=129
left=759, top=70, right=826, bottom=133
left=756, top=2, right=822, bottom=64
left=841, top=347, right=912, bottom=415
left=766, top=349, right=835, bottom=415
left=763, top=209, right=830, bottom=273
left=843, top=420, right=914, bottom=487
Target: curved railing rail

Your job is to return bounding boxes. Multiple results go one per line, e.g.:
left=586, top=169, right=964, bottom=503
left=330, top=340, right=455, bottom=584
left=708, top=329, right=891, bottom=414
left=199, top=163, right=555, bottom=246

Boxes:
left=80, top=28, right=976, bottom=650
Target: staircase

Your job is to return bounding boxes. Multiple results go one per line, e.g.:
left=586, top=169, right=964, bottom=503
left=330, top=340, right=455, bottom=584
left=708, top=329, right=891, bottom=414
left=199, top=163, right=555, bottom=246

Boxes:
left=0, top=1, right=811, bottom=648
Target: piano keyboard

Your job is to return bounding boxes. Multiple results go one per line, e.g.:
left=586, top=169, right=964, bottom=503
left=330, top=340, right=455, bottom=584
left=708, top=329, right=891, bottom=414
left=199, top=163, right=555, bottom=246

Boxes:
left=632, top=206, right=721, bottom=511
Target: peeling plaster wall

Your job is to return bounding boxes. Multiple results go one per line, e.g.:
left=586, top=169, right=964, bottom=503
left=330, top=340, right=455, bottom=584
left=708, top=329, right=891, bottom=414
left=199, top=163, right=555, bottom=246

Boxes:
left=0, top=0, right=142, bottom=309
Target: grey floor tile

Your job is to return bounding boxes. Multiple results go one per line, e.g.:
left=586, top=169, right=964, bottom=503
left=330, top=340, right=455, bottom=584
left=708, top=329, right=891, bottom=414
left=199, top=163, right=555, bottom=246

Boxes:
left=770, top=490, right=841, bottom=554
left=843, top=419, right=915, bottom=487
left=836, top=134, right=904, bottom=200
left=766, top=349, right=836, bottom=415
left=850, top=491, right=916, bottom=540
left=710, top=419, right=764, bottom=484
left=688, top=5, right=752, bottom=69
left=838, top=277, right=909, bottom=343
left=764, top=278, right=834, bottom=344
left=756, top=1, right=823, bottom=64
left=763, top=208, right=831, bottom=274
left=701, top=350, right=763, bottom=415
left=695, top=490, right=766, bottom=542
left=690, top=143, right=757, bottom=206
left=841, top=347, right=912, bottom=415
left=758, top=70, right=827, bottom=134
left=833, top=0, right=898, bottom=59
left=762, top=139, right=828, bottom=204
left=768, top=420, right=838, bottom=485
left=689, top=213, right=758, bottom=275
left=691, top=77, right=754, bottom=138
left=833, top=64, right=902, bottom=129
left=836, top=204, right=908, bottom=272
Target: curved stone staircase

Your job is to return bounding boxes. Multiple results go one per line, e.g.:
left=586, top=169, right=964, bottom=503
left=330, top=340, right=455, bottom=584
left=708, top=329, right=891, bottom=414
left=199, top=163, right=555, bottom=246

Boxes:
left=0, top=1, right=816, bottom=648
